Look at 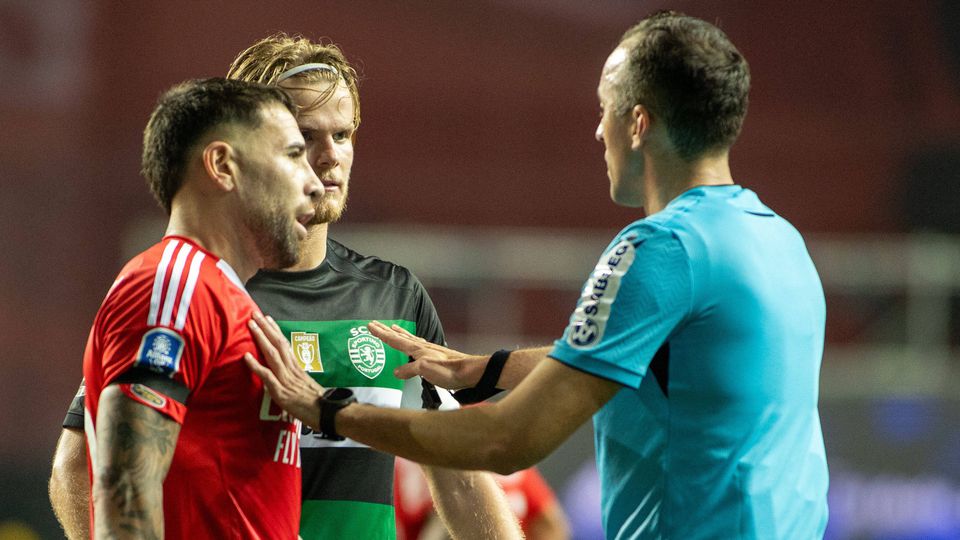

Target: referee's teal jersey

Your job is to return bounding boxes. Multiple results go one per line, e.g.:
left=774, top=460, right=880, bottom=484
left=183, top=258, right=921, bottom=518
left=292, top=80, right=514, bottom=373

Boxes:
left=550, top=185, right=828, bottom=539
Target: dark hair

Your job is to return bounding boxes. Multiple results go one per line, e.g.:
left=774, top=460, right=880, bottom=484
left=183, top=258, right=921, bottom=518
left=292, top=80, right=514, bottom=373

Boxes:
left=141, top=77, right=296, bottom=213
left=616, top=11, right=750, bottom=160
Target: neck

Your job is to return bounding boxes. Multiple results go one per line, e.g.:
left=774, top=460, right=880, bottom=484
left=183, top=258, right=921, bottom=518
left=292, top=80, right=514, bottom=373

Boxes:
left=643, top=151, right=734, bottom=214
left=283, top=223, right=329, bottom=272
left=165, top=197, right=263, bottom=283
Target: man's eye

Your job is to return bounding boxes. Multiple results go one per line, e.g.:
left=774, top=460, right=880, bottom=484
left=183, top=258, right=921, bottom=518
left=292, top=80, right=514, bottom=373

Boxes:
left=333, top=131, right=348, bottom=142
left=301, top=131, right=313, bottom=142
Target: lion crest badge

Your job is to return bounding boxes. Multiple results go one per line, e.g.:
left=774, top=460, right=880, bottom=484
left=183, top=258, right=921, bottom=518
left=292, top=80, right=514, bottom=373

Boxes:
left=347, top=326, right=386, bottom=379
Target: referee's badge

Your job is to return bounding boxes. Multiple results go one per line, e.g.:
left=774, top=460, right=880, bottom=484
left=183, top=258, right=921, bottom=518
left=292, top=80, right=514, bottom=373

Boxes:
left=291, top=332, right=323, bottom=373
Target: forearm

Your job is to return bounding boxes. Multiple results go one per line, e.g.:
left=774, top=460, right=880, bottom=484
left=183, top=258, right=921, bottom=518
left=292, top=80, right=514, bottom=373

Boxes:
left=338, top=359, right=619, bottom=475
left=422, top=466, right=523, bottom=540
left=49, top=428, right=90, bottom=540
left=93, top=386, right=179, bottom=539
left=495, top=346, right=552, bottom=389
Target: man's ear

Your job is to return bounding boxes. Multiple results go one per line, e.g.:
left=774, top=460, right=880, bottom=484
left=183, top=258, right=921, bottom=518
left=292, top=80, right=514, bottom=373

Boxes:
left=630, top=104, right=649, bottom=150
left=201, top=140, right=238, bottom=192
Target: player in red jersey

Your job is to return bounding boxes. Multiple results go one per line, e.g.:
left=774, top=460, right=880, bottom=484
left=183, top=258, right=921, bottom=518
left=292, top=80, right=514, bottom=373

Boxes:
left=80, top=78, right=321, bottom=539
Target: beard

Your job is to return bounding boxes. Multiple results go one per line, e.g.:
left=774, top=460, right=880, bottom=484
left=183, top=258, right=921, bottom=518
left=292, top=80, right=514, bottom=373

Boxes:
left=309, top=184, right=349, bottom=225
left=244, top=200, right=300, bottom=270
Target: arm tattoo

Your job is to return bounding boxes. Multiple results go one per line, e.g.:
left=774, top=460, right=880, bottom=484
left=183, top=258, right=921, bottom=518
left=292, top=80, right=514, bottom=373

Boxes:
left=93, top=386, right=180, bottom=540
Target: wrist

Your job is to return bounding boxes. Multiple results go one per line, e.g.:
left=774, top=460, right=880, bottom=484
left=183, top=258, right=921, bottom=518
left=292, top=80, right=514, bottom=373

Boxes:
left=454, top=349, right=511, bottom=404
left=317, top=388, right=357, bottom=441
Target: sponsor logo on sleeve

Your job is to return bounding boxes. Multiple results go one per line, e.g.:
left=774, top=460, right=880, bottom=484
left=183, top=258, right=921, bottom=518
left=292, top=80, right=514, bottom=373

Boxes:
left=134, top=327, right=185, bottom=377
left=565, top=239, right=637, bottom=350
left=129, top=383, right=167, bottom=408
left=291, top=331, right=323, bottom=373
left=348, top=325, right=386, bottom=379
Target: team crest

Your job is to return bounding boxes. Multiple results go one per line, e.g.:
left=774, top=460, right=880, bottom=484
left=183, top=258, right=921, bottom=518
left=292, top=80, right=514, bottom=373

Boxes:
left=291, top=332, right=323, bottom=372
left=348, top=330, right=386, bottom=379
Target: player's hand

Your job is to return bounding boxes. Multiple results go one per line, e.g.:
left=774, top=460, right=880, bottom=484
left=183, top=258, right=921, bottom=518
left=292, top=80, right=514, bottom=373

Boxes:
left=367, top=321, right=485, bottom=390
left=245, top=312, right=324, bottom=431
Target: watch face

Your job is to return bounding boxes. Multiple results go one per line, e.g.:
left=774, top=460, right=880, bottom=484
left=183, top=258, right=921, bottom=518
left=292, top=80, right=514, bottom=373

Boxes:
left=326, top=387, right=354, bottom=401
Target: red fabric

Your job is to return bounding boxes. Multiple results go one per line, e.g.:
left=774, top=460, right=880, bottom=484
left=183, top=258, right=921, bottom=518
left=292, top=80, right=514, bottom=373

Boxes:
left=394, top=457, right=558, bottom=538
left=83, top=236, right=301, bottom=539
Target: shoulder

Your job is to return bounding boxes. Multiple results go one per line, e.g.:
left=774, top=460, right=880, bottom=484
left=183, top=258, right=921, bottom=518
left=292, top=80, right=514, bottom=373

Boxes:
left=326, top=238, right=425, bottom=293
left=106, top=240, right=247, bottom=330
left=609, top=217, right=685, bottom=259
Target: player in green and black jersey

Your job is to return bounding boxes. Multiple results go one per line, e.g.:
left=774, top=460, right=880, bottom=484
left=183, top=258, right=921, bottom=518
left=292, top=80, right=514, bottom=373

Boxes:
left=228, top=35, right=518, bottom=539
left=248, top=237, right=454, bottom=538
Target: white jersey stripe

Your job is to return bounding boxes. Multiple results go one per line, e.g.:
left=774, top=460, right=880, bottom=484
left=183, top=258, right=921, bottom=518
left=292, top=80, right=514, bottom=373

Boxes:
left=216, top=259, right=247, bottom=294
left=84, top=407, right=98, bottom=472
left=173, top=251, right=206, bottom=331
left=148, top=240, right=180, bottom=325
left=160, top=244, right=193, bottom=327
left=300, top=386, right=436, bottom=449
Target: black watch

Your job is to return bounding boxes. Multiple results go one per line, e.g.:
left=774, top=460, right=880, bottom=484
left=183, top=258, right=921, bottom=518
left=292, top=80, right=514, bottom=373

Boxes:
left=318, top=387, right=357, bottom=441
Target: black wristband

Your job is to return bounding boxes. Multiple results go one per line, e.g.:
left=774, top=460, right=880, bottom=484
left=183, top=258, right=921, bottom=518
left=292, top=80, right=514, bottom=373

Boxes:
left=453, top=349, right=511, bottom=404
left=318, top=388, right=357, bottom=441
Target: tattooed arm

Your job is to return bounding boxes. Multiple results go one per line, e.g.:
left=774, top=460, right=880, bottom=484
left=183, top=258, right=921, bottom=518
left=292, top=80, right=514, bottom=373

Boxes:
left=93, top=385, right=180, bottom=540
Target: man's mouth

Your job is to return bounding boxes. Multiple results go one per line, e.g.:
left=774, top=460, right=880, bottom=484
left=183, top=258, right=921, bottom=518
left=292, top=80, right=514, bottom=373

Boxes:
left=295, top=209, right=316, bottom=235
left=320, top=177, right=341, bottom=192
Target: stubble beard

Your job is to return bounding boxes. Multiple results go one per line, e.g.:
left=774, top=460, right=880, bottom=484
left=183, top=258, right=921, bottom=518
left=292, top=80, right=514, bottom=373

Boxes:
left=310, top=184, right=349, bottom=225
left=245, top=201, right=300, bottom=269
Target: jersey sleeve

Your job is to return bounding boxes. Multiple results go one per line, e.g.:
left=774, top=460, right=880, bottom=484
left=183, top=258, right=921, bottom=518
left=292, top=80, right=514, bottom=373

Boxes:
left=400, top=273, right=457, bottom=410
left=549, top=223, right=692, bottom=389
left=95, top=267, right=224, bottom=423
left=62, top=379, right=85, bottom=429
left=413, top=277, right=446, bottom=346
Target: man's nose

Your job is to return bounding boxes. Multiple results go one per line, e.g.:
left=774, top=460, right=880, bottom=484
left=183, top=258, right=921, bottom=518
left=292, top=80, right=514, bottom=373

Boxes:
left=595, top=122, right=604, bottom=143
left=304, top=169, right=322, bottom=199
left=312, top=137, right=340, bottom=170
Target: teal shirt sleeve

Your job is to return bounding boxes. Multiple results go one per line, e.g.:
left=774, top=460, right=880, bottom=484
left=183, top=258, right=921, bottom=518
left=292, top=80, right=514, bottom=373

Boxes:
left=549, top=223, right=692, bottom=389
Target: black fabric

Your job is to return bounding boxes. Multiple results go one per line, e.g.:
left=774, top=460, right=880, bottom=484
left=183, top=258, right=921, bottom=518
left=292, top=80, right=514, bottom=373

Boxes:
left=114, top=368, right=191, bottom=404
left=62, top=381, right=85, bottom=429
left=300, top=446, right=396, bottom=505
left=63, top=401, right=84, bottom=429
left=62, top=369, right=190, bottom=428
left=649, top=342, right=670, bottom=398
left=249, top=238, right=447, bottom=410
left=453, top=349, right=510, bottom=404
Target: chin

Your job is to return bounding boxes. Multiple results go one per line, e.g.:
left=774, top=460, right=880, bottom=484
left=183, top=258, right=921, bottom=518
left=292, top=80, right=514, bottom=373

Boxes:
left=611, top=188, right=644, bottom=208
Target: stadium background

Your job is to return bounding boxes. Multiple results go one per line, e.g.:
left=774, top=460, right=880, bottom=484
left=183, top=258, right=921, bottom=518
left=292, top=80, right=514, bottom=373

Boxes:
left=2, top=1, right=959, bottom=538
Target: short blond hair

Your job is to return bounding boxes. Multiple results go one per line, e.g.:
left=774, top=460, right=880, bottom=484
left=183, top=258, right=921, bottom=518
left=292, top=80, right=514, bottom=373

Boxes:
left=227, top=33, right=361, bottom=130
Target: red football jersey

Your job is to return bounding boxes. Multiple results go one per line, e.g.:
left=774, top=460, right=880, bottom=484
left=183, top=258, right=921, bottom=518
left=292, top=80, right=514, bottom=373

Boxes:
left=83, top=236, right=301, bottom=539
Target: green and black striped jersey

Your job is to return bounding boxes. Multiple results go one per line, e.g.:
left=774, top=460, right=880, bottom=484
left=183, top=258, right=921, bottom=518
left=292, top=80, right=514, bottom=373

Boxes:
left=247, top=237, right=448, bottom=540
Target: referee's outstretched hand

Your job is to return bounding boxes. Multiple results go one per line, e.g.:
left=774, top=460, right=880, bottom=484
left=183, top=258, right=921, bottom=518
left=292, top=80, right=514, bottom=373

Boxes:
left=368, top=321, right=486, bottom=391
left=245, top=312, right=326, bottom=431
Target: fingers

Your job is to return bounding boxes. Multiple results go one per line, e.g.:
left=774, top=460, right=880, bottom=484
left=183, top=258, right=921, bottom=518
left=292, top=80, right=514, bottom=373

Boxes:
left=248, top=315, right=298, bottom=382
left=393, top=361, right=421, bottom=380
left=368, top=321, right=426, bottom=356
left=243, top=352, right=277, bottom=386
left=254, top=312, right=290, bottom=348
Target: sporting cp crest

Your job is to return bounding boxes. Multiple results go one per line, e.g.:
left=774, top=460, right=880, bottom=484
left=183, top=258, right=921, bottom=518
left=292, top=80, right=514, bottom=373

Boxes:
left=347, top=331, right=386, bottom=379
left=291, top=332, right=323, bottom=372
